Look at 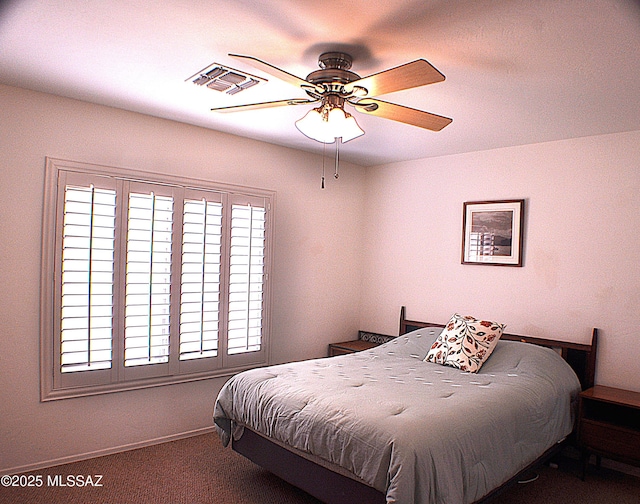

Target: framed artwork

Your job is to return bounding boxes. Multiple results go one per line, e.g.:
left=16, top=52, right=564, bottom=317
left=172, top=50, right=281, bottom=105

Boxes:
left=461, top=199, right=525, bottom=266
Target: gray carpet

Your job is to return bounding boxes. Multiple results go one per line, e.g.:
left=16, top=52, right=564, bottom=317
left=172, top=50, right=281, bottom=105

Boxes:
left=1, top=433, right=638, bottom=504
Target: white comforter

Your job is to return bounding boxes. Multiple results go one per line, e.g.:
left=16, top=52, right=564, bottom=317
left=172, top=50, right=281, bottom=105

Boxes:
left=214, top=328, right=581, bottom=504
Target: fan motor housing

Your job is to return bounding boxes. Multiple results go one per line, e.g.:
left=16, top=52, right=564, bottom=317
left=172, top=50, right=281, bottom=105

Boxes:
left=306, top=52, right=361, bottom=90
left=318, top=52, right=353, bottom=70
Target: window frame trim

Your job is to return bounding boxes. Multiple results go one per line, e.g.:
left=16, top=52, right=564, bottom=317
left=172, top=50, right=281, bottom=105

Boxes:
left=40, top=157, right=275, bottom=402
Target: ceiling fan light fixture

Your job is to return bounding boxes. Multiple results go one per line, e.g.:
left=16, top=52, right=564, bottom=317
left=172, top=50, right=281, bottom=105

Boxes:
left=295, top=104, right=364, bottom=144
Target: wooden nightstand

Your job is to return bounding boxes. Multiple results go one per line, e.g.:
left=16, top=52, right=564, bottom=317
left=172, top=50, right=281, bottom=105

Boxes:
left=328, top=340, right=378, bottom=357
left=578, top=385, right=640, bottom=479
left=328, top=331, right=396, bottom=357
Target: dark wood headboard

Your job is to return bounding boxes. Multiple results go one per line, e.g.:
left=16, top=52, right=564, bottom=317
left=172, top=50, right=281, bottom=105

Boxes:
left=399, top=306, right=598, bottom=390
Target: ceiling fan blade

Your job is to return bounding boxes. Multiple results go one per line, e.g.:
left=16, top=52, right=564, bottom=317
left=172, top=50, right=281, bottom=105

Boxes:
left=352, top=98, right=452, bottom=131
left=345, top=60, right=445, bottom=97
left=229, top=54, right=324, bottom=95
left=211, top=98, right=318, bottom=112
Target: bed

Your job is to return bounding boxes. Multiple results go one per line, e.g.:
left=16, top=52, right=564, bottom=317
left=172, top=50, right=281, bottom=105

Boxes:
left=214, top=307, right=598, bottom=504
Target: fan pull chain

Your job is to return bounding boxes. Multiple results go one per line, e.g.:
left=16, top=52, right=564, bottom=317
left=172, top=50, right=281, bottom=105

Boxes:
left=320, top=139, right=341, bottom=188
left=334, top=139, right=340, bottom=180
left=321, top=142, right=326, bottom=189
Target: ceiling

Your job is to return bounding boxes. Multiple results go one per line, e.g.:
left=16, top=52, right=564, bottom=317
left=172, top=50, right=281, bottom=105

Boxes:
left=1, top=0, right=639, bottom=167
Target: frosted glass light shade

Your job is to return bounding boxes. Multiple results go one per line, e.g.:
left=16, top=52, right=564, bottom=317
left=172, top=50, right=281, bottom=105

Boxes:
left=295, top=106, right=364, bottom=144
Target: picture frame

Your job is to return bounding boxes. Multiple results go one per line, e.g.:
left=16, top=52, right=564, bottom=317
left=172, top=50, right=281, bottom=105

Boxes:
left=461, top=199, right=525, bottom=266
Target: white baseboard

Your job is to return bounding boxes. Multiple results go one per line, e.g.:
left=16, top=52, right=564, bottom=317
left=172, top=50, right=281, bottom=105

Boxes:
left=2, top=426, right=216, bottom=476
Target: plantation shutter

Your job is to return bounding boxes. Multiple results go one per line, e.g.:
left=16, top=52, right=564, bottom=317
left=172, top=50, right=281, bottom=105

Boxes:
left=54, top=171, right=119, bottom=389
left=42, top=158, right=274, bottom=400
left=122, top=182, right=176, bottom=378
left=179, top=191, right=223, bottom=368
left=226, top=195, right=267, bottom=365
left=60, top=184, right=116, bottom=372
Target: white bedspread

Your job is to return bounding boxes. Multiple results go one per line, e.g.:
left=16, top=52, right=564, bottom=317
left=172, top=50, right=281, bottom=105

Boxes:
left=214, top=328, right=581, bottom=504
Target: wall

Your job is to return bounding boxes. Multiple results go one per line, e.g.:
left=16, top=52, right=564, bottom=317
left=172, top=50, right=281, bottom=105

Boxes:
left=0, top=84, right=366, bottom=473
left=359, top=130, right=640, bottom=392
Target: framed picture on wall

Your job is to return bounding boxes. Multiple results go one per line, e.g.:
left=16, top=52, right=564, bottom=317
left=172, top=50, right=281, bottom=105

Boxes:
left=461, top=199, right=525, bottom=266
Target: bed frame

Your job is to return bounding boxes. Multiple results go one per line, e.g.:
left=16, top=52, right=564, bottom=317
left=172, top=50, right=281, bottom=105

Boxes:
left=232, top=306, right=598, bottom=504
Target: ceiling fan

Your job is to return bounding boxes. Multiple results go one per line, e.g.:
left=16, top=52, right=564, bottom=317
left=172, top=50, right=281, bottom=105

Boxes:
left=210, top=51, right=452, bottom=144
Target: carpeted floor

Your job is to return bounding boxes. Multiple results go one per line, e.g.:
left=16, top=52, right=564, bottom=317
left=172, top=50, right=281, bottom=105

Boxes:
left=2, top=433, right=639, bottom=504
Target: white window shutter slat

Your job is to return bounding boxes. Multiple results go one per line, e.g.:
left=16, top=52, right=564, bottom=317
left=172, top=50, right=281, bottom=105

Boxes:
left=179, top=198, right=222, bottom=361
left=124, top=192, right=173, bottom=367
left=60, top=185, right=116, bottom=372
left=227, top=203, right=265, bottom=355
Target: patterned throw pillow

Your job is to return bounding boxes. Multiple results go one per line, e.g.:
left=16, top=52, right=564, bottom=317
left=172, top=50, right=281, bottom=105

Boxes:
left=424, top=314, right=505, bottom=372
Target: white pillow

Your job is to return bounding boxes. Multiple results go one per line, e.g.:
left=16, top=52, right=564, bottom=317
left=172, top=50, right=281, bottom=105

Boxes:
left=424, top=314, right=505, bottom=372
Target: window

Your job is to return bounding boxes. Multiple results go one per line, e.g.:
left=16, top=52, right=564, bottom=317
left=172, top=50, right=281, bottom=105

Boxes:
left=40, top=158, right=274, bottom=400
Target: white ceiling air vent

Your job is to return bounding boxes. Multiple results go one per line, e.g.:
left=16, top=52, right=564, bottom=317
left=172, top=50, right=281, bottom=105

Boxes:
left=187, top=62, right=266, bottom=95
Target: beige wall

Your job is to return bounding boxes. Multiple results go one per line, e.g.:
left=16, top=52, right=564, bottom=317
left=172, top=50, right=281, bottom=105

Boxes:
left=0, top=84, right=366, bottom=473
left=359, top=131, right=640, bottom=392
